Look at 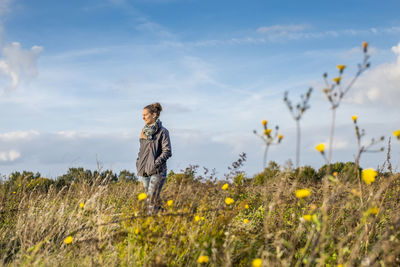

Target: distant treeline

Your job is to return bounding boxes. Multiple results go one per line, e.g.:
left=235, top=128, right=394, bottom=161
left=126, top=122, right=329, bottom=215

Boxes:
left=0, top=161, right=394, bottom=193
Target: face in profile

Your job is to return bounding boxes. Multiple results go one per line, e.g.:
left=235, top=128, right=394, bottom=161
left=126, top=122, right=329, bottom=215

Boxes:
left=142, top=108, right=156, bottom=125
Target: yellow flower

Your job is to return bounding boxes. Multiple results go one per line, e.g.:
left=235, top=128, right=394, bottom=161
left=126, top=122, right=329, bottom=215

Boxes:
left=278, top=134, right=283, bottom=140
left=302, top=214, right=312, bottom=221
left=261, top=120, right=267, bottom=126
left=135, top=228, right=140, bottom=234
left=252, top=258, right=262, bottom=267
left=351, top=188, right=361, bottom=197
left=79, top=202, right=84, bottom=208
left=393, top=130, right=400, bottom=139
left=337, top=65, right=346, bottom=72
left=333, top=171, right=338, bottom=177
left=225, top=197, right=234, bottom=205
left=138, top=192, right=147, bottom=201
left=18, top=184, right=21, bottom=187
left=194, top=215, right=200, bottom=222
left=264, top=129, right=272, bottom=135
left=337, top=264, right=343, bottom=267
left=197, top=255, right=209, bottom=264
left=333, top=76, right=341, bottom=84
left=315, top=143, right=325, bottom=153
left=243, top=219, right=250, bottom=224
left=245, top=204, right=249, bottom=209
left=64, top=236, right=73, bottom=244
left=167, top=200, right=173, bottom=206
left=352, top=115, right=358, bottom=122
left=201, top=216, right=205, bottom=221
left=361, top=168, right=377, bottom=185
left=295, top=189, right=311, bottom=198
left=362, top=41, right=368, bottom=51
left=368, top=207, right=379, bottom=215
left=12, top=191, right=16, bottom=194
left=221, top=183, right=229, bottom=190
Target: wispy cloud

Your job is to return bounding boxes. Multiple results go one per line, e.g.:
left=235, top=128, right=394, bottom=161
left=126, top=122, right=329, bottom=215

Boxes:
left=349, top=42, right=400, bottom=107
left=0, top=0, right=12, bottom=16
left=0, top=149, right=20, bottom=162
left=0, top=42, right=43, bottom=92
left=256, top=24, right=308, bottom=34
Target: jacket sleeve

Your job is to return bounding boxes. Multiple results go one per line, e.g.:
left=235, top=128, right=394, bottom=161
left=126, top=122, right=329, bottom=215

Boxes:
left=154, top=129, right=172, bottom=167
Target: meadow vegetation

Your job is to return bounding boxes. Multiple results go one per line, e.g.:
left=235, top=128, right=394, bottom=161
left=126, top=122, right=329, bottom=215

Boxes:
left=1, top=42, right=400, bottom=266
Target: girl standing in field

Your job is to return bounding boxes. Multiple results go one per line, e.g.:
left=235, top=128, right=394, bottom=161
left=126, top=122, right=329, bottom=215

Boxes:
left=136, top=102, right=172, bottom=214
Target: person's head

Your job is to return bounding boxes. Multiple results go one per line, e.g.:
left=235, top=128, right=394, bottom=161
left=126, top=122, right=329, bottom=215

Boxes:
left=143, top=102, right=162, bottom=125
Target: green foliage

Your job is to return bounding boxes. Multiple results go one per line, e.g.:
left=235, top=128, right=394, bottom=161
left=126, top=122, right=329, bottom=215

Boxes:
left=318, top=161, right=361, bottom=181
left=118, top=170, right=138, bottom=182
left=293, top=165, right=321, bottom=182
left=26, top=177, right=54, bottom=192
left=253, top=161, right=281, bottom=185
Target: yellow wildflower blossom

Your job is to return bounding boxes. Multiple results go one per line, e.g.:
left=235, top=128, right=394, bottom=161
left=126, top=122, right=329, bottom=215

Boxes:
left=333, top=76, right=341, bottom=84
left=252, top=258, right=262, bottom=267
left=135, top=228, right=140, bottom=234
left=12, top=191, right=16, bottom=194
left=243, top=219, right=250, bottom=224
left=225, top=197, right=234, bottom=205
left=261, top=120, right=267, bottom=126
left=333, top=171, right=338, bottom=177
left=167, top=200, right=173, bottom=206
left=295, top=189, right=311, bottom=198
left=221, top=183, right=229, bottom=190
left=352, top=115, right=358, bottom=122
left=368, top=207, right=379, bottom=215
left=351, top=188, right=361, bottom=197
left=337, top=65, right=346, bottom=72
left=79, top=202, right=84, bottom=208
left=194, top=215, right=200, bottom=222
left=245, top=204, right=249, bottom=209
left=362, top=41, right=368, bottom=51
left=138, top=192, right=147, bottom=201
left=197, top=255, right=209, bottom=263
left=315, top=143, right=325, bottom=153
left=64, top=236, right=73, bottom=244
left=393, top=130, right=400, bottom=139
left=361, top=168, right=377, bottom=185
left=278, top=134, right=283, bottom=140
left=302, top=214, right=312, bottom=221
left=264, top=129, right=272, bottom=135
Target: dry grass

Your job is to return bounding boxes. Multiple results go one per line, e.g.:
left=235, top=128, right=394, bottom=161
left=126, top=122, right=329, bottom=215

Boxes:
left=1, top=167, right=399, bottom=266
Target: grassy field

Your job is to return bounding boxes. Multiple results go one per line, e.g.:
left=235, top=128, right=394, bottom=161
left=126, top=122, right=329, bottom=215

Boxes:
left=0, top=162, right=399, bottom=266
left=1, top=42, right=399, bottom=266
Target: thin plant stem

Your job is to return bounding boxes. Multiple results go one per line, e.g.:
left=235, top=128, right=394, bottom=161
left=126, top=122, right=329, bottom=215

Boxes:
left=328, top=108, right=336, bottom=165
left=263, top=144, right=269, bottom=170
left=296, top=120, right=301, bottom=168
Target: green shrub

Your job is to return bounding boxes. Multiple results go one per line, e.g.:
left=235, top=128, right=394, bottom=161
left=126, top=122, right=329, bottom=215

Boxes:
left=253, top=161, right=281, bottom=185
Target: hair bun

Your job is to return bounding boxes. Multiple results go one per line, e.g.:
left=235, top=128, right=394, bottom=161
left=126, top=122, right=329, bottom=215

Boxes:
left=152, top=102, right=162, bottom=112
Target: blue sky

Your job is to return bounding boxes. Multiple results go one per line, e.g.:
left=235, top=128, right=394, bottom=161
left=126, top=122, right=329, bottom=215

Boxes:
left=0, top=0, right=400, bottom=178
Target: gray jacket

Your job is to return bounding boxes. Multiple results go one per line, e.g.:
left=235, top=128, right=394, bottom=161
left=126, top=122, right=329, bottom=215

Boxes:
left=136, top=120, right=172, bottom=177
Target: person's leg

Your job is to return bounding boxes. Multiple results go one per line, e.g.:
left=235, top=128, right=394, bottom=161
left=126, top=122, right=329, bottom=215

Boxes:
left=148, top=174, right=166, bottom=212
left=139, top=175, right=150, bottom=193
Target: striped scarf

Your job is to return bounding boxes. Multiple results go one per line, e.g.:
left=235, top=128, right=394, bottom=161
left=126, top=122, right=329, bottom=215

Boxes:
left=142, top=118, right=161, bottom=140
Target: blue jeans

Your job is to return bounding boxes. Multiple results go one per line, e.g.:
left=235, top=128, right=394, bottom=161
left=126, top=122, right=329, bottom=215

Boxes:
left=139, top=174, right=166, bottom=213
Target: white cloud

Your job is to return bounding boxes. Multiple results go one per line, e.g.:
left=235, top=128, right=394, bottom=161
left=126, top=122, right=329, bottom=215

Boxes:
left=0, top=0, right=12, bottom=16
left=0, top=149, right=20, bottom=162
left=257, top=24, right=308, bottom=34
left=0, top=42, right=43, bottom=92
left=0, top=130, right=40, bottom=141
left=349, top=42, right=400, bottom=107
